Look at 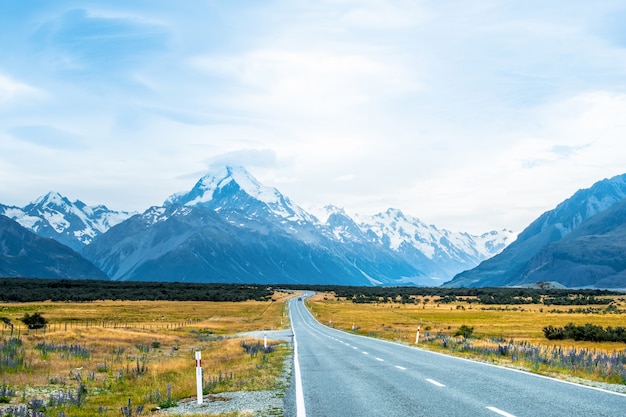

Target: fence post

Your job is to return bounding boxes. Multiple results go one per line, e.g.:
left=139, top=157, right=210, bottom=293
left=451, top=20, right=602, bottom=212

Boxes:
left=195, top=351, right=203, bottom=404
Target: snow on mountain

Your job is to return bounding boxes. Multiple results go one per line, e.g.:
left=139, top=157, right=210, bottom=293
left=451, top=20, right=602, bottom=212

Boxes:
left=0, top=192, right=135, bottom=250
left=164, top=165, right=315, bottom=224
left=316, top=206, right=514, bottom=282
left=3, top=165, right=516, bottom=285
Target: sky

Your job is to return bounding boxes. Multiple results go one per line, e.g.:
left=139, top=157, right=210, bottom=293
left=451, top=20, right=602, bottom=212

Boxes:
left=1, top=0, right=626, bottom=234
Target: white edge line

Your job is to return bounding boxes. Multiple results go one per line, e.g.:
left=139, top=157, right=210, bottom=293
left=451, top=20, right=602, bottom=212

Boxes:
left=292, top=303, right=306, bottom=417
left=487, top=406, right=516, bottom=417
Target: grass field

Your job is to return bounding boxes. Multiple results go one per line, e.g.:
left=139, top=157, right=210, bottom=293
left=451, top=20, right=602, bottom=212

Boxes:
left=306, top=292, right=626, bottom=385
left=4, top=288, right=626, bottom=416
left=0, top=292, right=294, bottom=417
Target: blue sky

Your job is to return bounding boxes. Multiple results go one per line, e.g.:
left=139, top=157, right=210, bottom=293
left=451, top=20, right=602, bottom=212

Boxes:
left=1, top=0, right=626, bottom=234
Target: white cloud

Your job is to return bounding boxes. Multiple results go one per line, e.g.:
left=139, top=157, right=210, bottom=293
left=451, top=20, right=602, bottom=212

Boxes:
left=3, top=1, right=626, bottom=235
left=337, top=0, right=430, bottom=29
left=0, top=72, right=42, bottom=104
left=192, top=48, right=420, bottom=117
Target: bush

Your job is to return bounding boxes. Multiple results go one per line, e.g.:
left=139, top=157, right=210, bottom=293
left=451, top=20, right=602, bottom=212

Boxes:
left=453, top=325, right=474, bottom=339
left=21, top=312, right=47, bottom=329
left=543, top=323, right=626, bottom=342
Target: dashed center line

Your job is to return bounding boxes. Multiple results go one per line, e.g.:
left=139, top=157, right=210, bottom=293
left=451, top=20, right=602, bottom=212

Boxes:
left=486, top=406, right=516, bottom=417
left=395, top=366, right=407, bottom=371
left=426, top=378, right=445, bottom=387
left=352, top=346, right=358, bottom=350
left=362, top=351, right=369, bottom=355
left=375, top=357, right=384, bottom=362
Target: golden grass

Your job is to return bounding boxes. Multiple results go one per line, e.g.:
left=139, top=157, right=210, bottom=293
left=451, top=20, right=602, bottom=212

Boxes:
left=0, top=292, right=294, bottom=417
left=307, top=292, right=626, bottom=383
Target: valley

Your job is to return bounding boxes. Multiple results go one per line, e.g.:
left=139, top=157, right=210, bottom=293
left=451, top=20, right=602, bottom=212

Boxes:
left=2, top=287, right=626, bottom=416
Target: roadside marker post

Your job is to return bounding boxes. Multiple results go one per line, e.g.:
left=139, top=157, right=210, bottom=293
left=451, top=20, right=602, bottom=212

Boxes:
left=195, top=351, right=203, bottom=404
left=415, top=326, right=420, bottom=344
left=264, top=331, right=267, bottom=349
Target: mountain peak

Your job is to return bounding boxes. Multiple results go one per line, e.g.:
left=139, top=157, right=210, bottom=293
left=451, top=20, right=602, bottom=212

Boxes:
left=31, top=191, right=71, bottom=208
left=165, top=165, right=271, bottom=207
left=164, top=165, right=314, bottom=223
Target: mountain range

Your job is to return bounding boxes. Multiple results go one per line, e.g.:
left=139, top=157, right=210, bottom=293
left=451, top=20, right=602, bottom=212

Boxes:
left=3, top=166, right=626, bottom=288
left=0, top=192, right=134, bottom=251
left=1, top=165, right=512, bottom=286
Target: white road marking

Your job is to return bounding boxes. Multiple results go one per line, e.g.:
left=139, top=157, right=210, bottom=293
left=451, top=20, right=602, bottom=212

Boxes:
left=426, top=378, right=445, bottom=387
left=292, top=317, right=306, bottom=416
left=375, top=357, right=384, bottom=362
left=486, top=406, right=516, bottom=417
left=395, top=366, right=407, bottom=371
left=353, top=346, right=358, bottom=350
left=362, top=351, right=369, bottom=355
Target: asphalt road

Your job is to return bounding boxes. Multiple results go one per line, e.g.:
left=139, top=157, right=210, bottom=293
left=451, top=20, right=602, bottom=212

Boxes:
left=289, top=294, right=626, bottom=417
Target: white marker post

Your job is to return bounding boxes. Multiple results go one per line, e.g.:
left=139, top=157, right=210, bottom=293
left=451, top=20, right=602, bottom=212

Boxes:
left=195, top=351, right=203, bottom=404
left=264, top=331, right=267, bottom=349
left=415, top=326, right=421, bottom=344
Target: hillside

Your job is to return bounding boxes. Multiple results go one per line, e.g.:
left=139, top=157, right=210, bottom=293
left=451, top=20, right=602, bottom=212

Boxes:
left=0, top=215, right=108, bottom=280
left=445, top=173, right=626, bottom=288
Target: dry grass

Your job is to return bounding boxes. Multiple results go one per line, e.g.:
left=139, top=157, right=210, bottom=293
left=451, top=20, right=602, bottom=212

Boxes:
left=307, top=292, right=626, bottom=383
left=0, top=292, right=294, bottom=417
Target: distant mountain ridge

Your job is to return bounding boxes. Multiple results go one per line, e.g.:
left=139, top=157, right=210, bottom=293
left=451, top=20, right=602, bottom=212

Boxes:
left=4, top=167, right=623, bottom=288
left=445, top=173, right=626, bottom=288
left=0, top=192, right=134, bottom=251
left=77, top=165, right=512, bottom=285
left=320, top=206, right=513, bottom=286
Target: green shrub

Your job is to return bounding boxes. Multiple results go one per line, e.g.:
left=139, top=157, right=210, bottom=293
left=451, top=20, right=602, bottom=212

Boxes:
left=21, top=312, right=47, bottom=329
left=453, top=324, right=474, bottom=338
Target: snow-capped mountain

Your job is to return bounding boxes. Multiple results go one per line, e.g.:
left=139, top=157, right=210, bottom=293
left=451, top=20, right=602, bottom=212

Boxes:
left=78, top=165, right=512, bottom=285
left=165, top=165, right=315, bottom=224
left=0, top=192, right=135, bottom=251
left=316, top=205, right=515, bottom=286
left=81, top=166, right=421, bottom=284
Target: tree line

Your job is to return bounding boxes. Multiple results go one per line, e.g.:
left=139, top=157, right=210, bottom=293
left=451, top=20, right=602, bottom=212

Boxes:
left=1, top=279, right=622, bottom=305
left=0, top=278, right=274, bottom=302
left=279, top=284, right=622, bottom=306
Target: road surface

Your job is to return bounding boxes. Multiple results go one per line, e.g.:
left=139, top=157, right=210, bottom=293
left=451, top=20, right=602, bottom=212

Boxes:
left=289, top=294, right=626, bottom=417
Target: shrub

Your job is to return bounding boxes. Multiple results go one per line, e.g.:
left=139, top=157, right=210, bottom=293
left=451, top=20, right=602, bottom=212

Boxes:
left=21, top=312, right=48, bottom=329
left=453, top=324, right=474, bottom=339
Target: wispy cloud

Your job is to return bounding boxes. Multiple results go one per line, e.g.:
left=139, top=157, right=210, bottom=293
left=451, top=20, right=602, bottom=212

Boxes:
left=7, top=125, right=87, bottom=150
left=29, top=8, right=170, bottom=78
left=0, top=72, right=42, bottom=104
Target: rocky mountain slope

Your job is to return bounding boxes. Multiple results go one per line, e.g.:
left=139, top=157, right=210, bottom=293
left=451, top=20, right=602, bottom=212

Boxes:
left=445, top=173, right=626, bottom=288
left=0, top=215, right=108, bottom=280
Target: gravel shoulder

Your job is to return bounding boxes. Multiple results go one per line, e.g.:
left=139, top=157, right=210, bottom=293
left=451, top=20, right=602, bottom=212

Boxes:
left=155, top=330, right=295, bottom=417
